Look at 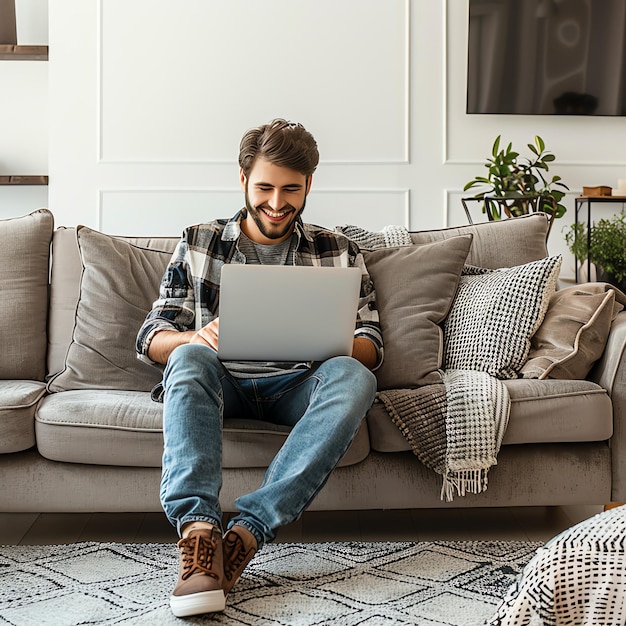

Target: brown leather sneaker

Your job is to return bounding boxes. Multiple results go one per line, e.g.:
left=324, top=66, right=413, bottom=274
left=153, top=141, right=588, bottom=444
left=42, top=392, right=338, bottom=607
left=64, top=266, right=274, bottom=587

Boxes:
left=169, top=526, right=226, bottom=617
left=222, top=525, right=258, bottom=595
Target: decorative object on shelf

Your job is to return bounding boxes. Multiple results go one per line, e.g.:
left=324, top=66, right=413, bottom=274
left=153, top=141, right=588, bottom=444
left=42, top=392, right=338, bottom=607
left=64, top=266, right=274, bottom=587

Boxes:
left=617, top=179, right=626, bottom=196
left=14, top=0, right=47, bottom=46
left=463, top=135, right=569, bottom=235
left=0, top=0, right=17, bottom=45
left=565, top=211, right=626, bottom=291
left=582, top=186, right=612, bottom=197
left=0, top=0, right=47, bottom=60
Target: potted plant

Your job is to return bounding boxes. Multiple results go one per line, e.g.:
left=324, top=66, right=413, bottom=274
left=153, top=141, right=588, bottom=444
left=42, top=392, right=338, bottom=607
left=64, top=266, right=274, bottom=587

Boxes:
left=463, top=135, right=569, bottom=233
left=565, top=211, right=626, bottom=290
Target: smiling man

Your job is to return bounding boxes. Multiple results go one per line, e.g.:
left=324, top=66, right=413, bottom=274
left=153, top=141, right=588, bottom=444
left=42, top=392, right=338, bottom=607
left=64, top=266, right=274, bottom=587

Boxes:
left=241, top=159, right=309, bottom=244
left=136, top=119, right=383, bottom=618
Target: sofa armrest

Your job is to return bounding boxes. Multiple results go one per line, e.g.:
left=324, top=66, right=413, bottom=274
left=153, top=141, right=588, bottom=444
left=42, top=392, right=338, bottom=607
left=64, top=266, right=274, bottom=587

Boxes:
left=589, top=311, right=626, bottom=501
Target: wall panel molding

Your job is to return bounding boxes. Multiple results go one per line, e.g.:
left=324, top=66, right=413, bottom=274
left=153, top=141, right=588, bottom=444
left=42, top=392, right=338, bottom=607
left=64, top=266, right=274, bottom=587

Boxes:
left=96, top=0, right=411, bottom=166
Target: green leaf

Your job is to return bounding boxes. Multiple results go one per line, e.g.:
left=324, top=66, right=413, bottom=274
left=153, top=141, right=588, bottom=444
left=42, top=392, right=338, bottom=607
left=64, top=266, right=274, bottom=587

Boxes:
left=535, top=135, right=545, bottom=152
left=492, top=135, right=501, bottom=157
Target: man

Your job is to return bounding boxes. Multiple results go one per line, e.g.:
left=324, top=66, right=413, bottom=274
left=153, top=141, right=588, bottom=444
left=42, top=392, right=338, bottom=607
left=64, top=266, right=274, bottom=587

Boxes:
left=136, top=119, right=383, bottom=618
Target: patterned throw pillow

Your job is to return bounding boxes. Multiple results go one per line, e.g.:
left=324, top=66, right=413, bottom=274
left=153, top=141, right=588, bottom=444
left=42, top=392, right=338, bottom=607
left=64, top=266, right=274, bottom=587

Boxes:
left=443, top=256, right=562, bottom=379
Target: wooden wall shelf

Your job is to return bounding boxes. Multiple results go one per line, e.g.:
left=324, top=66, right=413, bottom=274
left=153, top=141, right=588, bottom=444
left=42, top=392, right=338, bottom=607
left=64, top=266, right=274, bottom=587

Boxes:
left=0, top=175, right=48, bottom=185
left=0, top=44, right=48, bottom=60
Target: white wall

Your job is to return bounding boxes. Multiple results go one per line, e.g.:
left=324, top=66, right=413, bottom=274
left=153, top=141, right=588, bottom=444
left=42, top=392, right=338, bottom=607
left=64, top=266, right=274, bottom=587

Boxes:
left=5, top=0, right=626, bottom=280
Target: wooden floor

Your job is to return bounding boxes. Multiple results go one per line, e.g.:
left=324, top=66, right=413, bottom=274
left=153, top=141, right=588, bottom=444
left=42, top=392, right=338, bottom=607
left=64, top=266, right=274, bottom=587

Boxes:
left=0, top=505, right=604, bottom=546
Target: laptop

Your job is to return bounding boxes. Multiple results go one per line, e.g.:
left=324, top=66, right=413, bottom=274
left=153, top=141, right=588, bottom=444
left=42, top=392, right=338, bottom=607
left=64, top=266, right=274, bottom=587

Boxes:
left=217, top=264, right=361, bottom=362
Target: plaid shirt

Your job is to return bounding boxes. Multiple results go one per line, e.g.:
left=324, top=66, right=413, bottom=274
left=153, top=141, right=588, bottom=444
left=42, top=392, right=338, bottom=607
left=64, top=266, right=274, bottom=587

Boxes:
left=136, top=210, right=383, bottom=369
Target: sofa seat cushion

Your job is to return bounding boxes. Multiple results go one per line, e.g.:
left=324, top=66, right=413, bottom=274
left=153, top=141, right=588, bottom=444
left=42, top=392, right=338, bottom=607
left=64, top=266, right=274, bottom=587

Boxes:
left=35, top=390, right=370, bottom=468
left=0, top=380, right=47, bottom=453
left=367, top=378, right=612, bottom=452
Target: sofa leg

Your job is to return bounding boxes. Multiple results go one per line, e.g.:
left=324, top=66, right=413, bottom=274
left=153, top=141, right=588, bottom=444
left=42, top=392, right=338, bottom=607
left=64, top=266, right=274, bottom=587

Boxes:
left=604, top=502, right=626, bottom=511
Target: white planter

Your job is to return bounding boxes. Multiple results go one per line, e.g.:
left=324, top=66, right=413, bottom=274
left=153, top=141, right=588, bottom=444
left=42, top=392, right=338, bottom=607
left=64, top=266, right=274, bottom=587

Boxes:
left=14, top=0, right=48, bottom=46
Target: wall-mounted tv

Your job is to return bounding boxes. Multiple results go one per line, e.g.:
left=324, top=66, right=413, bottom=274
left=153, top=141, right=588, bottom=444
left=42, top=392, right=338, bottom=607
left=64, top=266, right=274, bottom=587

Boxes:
left=467, top=0, right=626, bottom=115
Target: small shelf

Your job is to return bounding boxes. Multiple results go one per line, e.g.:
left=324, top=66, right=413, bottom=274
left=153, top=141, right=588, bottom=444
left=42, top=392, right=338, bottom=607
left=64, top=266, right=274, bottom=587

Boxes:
left=574, top=194, right=626, bottom=282
left=0, top=175, right=48, bottom=185
left=0, top=44, right=48, bottom=60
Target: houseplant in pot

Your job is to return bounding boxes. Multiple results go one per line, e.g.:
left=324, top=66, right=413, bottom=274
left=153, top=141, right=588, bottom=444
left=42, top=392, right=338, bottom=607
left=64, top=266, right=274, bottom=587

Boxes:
left=463, top=135, right=569, bottom=234
left=565, top=211, right=626, bottom=291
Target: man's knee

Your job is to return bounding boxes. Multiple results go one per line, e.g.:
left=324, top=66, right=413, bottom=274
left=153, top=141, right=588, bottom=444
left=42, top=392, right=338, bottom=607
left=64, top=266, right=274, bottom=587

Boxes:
left=164, top=343, right=221, bottom=381
left=325, top=356, right=378, bottom=401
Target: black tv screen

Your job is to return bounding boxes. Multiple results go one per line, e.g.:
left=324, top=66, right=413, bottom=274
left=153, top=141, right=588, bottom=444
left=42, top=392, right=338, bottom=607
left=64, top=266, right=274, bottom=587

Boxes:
left=467, top=0, right=626, bottom=115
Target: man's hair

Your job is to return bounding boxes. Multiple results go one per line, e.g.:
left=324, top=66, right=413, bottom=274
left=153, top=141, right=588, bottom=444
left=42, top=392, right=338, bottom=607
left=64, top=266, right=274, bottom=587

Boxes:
left=238, top=119, right=319, bottom=178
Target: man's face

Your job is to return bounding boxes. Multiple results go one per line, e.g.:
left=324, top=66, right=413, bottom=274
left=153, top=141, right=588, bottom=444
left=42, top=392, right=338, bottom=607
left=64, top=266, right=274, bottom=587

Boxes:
left=240, top=158, right=311, bottom=245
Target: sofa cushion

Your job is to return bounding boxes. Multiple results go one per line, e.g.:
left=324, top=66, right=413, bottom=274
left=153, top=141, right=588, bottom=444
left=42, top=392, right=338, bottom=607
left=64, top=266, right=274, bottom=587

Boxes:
left=47, top=228, right=179, bottom=378
left=363, top=235, right=473, bottom=389
left=0, top=380, right=47, bottom=453
left=521, top=283, right=626, bottom=380
left=0, top=209, right=53, bottom=381
left=47, top=227, right=172, bottom=392
left=367, top=378, right=612, bottom=452
left=35, top=390, right=370, bottom=468
left=409, top=213, right=549, bottom=269
left=443, top=256, right=562, bottom=379
left=47, top=227, right=82, bottom=377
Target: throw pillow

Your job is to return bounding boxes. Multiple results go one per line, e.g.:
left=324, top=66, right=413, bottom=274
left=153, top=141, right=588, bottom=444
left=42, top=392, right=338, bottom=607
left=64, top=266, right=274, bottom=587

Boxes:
left=47, top=226, right=171, bottom=392
left=363, top=235, right=473, bottom=390
left=520, top=282, right=626, bottom=380
left=443, top=255, right=562, bottom=379
left=0, top=209, right=54, bottom=381
left=408, top=214, right=550, bottom=269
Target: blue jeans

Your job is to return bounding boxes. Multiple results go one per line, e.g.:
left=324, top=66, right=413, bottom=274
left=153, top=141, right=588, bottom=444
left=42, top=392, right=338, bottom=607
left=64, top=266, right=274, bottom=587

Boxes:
left=160, top=343, right=377, bottom=547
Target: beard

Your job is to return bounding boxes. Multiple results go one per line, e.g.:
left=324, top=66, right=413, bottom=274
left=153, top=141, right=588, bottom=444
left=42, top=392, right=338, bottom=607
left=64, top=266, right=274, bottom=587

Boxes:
left=244, top=187, right=306, bottom=242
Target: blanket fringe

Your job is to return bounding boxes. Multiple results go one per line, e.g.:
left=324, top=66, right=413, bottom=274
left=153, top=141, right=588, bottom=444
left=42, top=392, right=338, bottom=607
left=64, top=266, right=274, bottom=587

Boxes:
left=441, top=468, right=490, bottom=503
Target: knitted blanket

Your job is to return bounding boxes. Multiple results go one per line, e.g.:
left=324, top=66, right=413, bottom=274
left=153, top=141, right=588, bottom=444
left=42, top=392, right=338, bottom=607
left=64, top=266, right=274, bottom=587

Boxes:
left=338, top=224, right=511, bottom=501
left=335, top=224, right=414, bottom=249
left=378, top=370, right=510, bottom=502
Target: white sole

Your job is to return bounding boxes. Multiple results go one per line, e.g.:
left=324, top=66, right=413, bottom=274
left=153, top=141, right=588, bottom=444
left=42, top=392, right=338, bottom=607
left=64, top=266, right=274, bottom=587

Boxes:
left=169, top=589, right=226, bottom=617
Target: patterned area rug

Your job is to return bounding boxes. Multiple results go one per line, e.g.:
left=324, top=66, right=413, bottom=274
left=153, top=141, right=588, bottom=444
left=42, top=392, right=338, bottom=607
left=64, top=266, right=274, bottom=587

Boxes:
left=0, top=540, right=541, bottom=626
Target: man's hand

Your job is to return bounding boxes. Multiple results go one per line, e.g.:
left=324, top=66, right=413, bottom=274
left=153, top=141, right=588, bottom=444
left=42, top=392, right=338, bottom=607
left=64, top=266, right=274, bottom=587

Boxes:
left=351, top=337, right=377, bottom=370
left=147, top=319, right=219, bottom=365
left=191, top=318, right=219, bottom=351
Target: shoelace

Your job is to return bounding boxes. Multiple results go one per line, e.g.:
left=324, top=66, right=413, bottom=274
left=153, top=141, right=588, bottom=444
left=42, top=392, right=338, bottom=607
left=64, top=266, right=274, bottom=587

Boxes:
left=179, top=533, right=218, bottom=581
left=224, top=534, right=250, bottom=582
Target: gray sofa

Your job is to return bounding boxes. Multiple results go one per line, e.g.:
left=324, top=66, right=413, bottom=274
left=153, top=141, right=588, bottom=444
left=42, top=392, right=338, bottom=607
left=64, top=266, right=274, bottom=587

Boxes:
left=2, top=208, right=625, bottom=513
